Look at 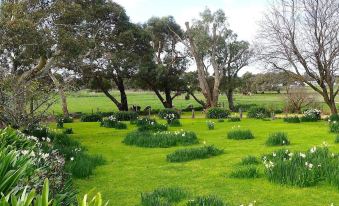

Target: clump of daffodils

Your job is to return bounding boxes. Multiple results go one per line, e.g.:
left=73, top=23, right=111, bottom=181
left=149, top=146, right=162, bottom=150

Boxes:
left=262, top=145, right=339, bottom=188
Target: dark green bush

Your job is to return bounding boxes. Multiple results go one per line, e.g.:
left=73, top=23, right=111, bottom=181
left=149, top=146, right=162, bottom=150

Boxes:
left=247, top=107, right=270, bottom=119
left=266, top=132, right=290, bottom=146
left=241, top=155, right=259, bottom=165
left=230, top=166, right=260, bottom=178
left=56, top=119, right=64, bottom=129
left=206, top=121, right=215, bottom=130
left=217, top=119, right=225, bottom=122
left=227, top=130, right=254, bottom=140
left=114, top=111, right=138, bottom=121
left=166, top=145, right=223, bottom=162
left=283, top=116, right=300, bottom=123
left=100, top=117, right=127, bottom=129
left=137, top=109, right=160, bottom=116
left=115, top=121, right=128, bottom=129
left=158, top=108, right=181, bottom=119
left=63, top=128, right=73, bottom=134
left=141, top=187, right=187, bottom=206
left=206, top=108, right=230, bottom=119
left=228, top=117, right=241, bottom=122
left=329, top=114, right=339, bottom=122
left=187, top=195, right=226, bottom=206
left=23, top=125, right=49, bottom=138
left=274, top=109, right=284, bottom=114
left=80, top=113, right=102, bottom=122
left=63, top=116, right=74, bottom=123
left=168, top=119, right=182, bottom=127
left=123, top=131, right=199, bottom=148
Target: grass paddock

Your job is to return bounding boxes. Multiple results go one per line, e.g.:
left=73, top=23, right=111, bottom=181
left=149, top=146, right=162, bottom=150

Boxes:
left=66, top=117, right=339, bottom=206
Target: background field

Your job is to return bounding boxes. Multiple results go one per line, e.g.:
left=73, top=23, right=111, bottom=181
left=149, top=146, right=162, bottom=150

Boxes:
left=50, top=90, right=331, bottom=114
left=66, top=118, right=339, bottom=206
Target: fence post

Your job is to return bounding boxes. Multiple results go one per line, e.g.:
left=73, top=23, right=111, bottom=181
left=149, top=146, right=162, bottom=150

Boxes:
left=192, top=109, right=195, bottom=119
left=239, top=108, right=243, bottom=119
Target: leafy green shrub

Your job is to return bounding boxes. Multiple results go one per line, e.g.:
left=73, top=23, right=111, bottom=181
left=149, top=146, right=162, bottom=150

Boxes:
left=228, top=116, right=240, bottom=122
left=56, top=118, right=64, bottom=128
left=168, top=119, right=182, bottom=127
left=227, top=130, right=254, bottom=140
left=206, top=121, right=215, bottom=130
left=100, top=116, right=127, bottom=129
left=241, top=155, right=259, bottom=165
left=80, top=113, right=102, bottom=122
left=123, top=131, right=199, bottom=148
left=166, top=145, right=223, bottom=162
left=66, top=153, right=105, bottom=179
left=274, top=109, right=284, bottom=114
left=283, top=116, right=300, bottom=123
left=247, top=107, right=270, bottom=119
left=63, top=128, right=73, bottom=134
left=158, top=108, right=181, bottom=119
left=329, top=114, right=339, bottom=122
left=63, top=116, right=74, bottom=123
left=141, top=187, right=187, bottom=206
left=230, top=166, right=260, bottom=178
left=263, top=146, right=339, bottom=188
left=187, top=195, right=226, bottom=206
left=114, top=111, right=138, bottom=121
left=115, top=121, right=128, bottom=129
left=300, top=109, right=321, bottom=122
left=329, top=121, right=339, bottom=133
left=206, top=108, right=230, bottom=119
left=266, top=132, right=290, bottom=146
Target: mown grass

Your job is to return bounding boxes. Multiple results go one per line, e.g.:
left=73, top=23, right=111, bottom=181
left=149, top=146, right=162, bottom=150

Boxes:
left=68, top=118, right=339, bottom=206
left=50, top=90, right=331, bottom=114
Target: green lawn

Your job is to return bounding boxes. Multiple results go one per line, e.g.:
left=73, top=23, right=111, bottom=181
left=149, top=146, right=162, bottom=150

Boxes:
left=50, top=90, right=330, bottom=114
left=65, top=117, right=339, bottom=206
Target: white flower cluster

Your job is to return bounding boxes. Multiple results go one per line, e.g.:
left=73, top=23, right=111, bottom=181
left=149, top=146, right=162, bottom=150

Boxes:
left=303, top=109, right=321, bottom=117
left=206, top=121, right=215, bottom=126
left=154, top=130, right=188, bottom=137
left=263, top=156, right=275, bottom=169
left=164, top=113, right=176, bottom=121
left=231, top=125, right=241, bottom=130
left=107, top=115, right=117, bottom=122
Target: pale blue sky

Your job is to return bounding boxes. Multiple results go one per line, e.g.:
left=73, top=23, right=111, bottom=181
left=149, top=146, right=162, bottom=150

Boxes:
left=114, top=0, right=269, bottom=42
